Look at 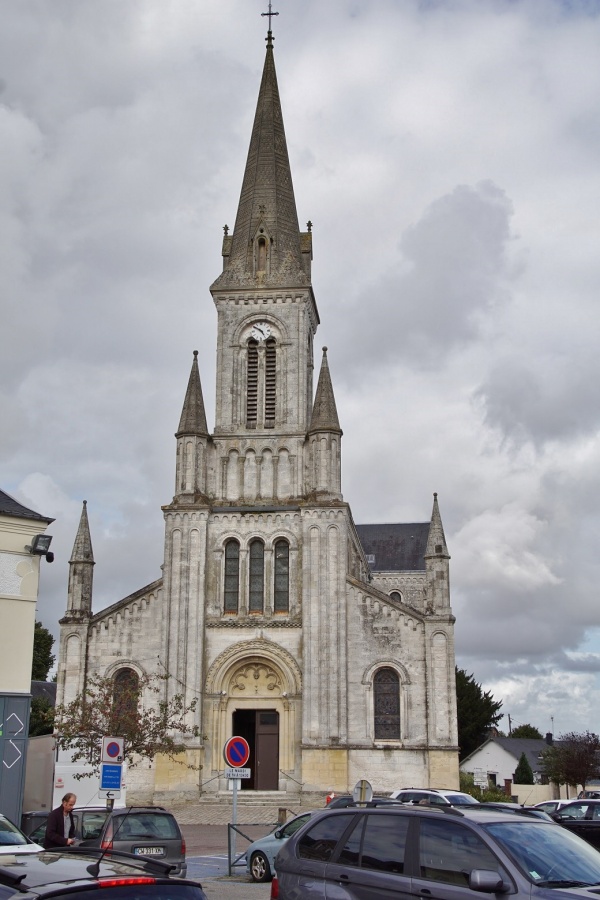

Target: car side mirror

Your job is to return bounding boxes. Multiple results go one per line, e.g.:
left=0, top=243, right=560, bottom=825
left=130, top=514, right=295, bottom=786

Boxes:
left=469, top=870, right=510, bottom=893
left=274, top=830, right=283, bottom=839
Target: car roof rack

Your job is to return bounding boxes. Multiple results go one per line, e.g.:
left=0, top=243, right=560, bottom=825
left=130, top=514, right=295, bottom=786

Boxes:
left=0, top=866, right=28, bottom=889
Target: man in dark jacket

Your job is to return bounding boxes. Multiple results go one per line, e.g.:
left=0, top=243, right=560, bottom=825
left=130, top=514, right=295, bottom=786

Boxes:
left=43, top=793, right=77, bottom=849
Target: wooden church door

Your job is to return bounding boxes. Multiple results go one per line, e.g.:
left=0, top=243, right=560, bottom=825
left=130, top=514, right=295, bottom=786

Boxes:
left=232, top=709, right=279, bottom=790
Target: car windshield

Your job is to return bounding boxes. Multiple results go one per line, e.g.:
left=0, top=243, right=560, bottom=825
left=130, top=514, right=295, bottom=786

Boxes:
left=486, top=821, right=600, bottom=886
left=445, top=794, right=479, bottom=805
left=280, top=815, right=310, bottom=838
left=0, top=818, right=27, bottom=845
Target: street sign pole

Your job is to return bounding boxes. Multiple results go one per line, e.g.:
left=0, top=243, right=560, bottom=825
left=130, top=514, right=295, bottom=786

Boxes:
left=223, top=736, right=251, bottom=870
left=99, top=737, right=124, bottom=811
left=231, top=776, right=239, bottom=865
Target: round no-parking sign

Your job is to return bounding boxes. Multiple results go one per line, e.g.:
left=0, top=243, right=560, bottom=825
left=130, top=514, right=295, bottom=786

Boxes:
left=223, top=735, right=250, bottom=768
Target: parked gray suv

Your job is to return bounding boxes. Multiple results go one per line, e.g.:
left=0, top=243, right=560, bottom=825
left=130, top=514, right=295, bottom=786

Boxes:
left=272, top=803, right=600, bottom=900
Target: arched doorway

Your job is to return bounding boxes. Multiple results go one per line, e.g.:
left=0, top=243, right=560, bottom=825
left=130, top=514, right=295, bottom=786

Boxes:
left=205, top=639, right=302, bottom=793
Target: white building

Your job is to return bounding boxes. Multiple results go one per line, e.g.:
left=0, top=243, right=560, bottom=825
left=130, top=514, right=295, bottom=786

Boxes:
left=0, top=489, right=54, bottom=821
left=56, top=27, right=459, bottom=805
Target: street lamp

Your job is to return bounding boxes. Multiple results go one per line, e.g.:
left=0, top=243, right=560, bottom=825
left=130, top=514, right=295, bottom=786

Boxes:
left=25, top=533, right=54, bottom=563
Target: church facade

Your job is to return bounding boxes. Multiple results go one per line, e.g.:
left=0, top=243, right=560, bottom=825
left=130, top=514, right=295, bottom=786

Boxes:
left=56, top=31, right=459, bottom=804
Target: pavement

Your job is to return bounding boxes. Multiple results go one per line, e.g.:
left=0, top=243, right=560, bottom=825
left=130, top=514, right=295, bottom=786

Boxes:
left=177, top=801, right=320, bottom=900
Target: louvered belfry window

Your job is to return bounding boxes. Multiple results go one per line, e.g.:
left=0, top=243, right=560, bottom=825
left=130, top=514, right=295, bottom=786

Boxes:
left=249, top=539, right=264, bottom=612
left=264, top=338, right=276, bottom=427
left=246, top=339, right=258, bottom=427
left=374, top=667, right=400, bottom=739
left=224, top=540, right=240, bottom=612
left=274, top=539, right=290, bottom=612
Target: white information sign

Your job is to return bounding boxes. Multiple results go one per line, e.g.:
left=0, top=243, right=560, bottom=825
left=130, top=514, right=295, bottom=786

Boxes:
left=225, top=766, right=251, bottom=779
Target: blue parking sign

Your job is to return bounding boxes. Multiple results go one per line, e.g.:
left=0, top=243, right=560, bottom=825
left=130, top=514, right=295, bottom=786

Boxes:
left=100, top=763, right=123, bottom=790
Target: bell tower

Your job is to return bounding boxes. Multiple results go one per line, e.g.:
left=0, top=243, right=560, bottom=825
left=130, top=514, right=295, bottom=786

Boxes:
left=210, top=31, right=319, bottom=453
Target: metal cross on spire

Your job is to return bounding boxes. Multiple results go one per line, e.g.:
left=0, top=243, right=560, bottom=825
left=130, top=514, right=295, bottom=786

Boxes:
left=261, top=1, right=279, bottom=35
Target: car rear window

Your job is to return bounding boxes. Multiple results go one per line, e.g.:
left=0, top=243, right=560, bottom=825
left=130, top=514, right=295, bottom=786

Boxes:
left=297, top=814, right=354, bottom=861
left=113, top=815, right=179, bottom=840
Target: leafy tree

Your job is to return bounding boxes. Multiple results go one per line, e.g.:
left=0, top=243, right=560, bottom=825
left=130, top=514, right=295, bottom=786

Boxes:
left=54, top=671, right=201, bottom=778
left=456, top=667, right=503, bottom=761
left=541, top=731, right=600, bottom=791
left=460, top=771, right=513, bottom=803
left=31, top=621, right=55, bottom=681
left=514, top=751, right=534, bottom=784
left=511, top=723, right=543, bottom=739
left=29, top=695, right=55, bottom=736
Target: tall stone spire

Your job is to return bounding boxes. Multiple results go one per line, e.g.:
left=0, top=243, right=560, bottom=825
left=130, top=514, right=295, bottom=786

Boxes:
left=309, top=347, right=342, bottom=434
left=70, top=500, right=94, bottom=565
left=425, top=493, right=451, bottom=613
left=425, top=492, right=449, bottom=559
left=173, top=351, right=210, bottom=501
left=64, top=500, right=94, bottom=621
left=212, top=32, right=308, bottom=290
left=177, top=351, right=208, bottom=437
left=307, top=348, right=343, bottom=499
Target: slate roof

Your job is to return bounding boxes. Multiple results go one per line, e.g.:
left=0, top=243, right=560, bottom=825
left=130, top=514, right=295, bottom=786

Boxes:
left=356, top=522, right=430, bottom=571
left=0, top=489, right=54, bottom=524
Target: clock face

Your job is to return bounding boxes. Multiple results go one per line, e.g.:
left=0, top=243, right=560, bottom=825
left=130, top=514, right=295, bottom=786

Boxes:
left=251, top=322, right=272, bottom=341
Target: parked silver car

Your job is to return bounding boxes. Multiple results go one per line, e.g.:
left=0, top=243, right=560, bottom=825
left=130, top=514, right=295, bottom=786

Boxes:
left=0, top=814, right=43, bottom=855
left=272, top=803, right=600, bottom=900
left=246, top=811, right=319, bottom=882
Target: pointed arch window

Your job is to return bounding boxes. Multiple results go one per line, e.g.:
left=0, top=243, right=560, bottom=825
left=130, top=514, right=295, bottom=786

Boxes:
left=112, top=668, right=139, bottom=735
left=249, top=539, right=264, bottom=612
left=224, top=540, right=240, bottom=612
left=374, top=667, right=400, bottom=740
left=257, top=237, right=267, bottom=272
left=274, top=539, right=290, bottom=612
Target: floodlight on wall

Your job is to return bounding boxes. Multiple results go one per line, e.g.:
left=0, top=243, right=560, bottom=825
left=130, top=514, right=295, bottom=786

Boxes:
left=26, top=533, right=54, bottom=563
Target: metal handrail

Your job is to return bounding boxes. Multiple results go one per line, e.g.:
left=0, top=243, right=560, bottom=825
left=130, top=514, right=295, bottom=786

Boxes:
left=227, top=821, right=278, bottom=876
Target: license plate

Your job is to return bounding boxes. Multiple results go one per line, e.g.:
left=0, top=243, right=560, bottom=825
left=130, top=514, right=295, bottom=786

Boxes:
left=134, top=847, right=165, bottom=856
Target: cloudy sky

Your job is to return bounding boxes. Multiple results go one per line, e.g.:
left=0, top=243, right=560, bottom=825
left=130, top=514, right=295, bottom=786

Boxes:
left=3, top=0, right=600, bottom=738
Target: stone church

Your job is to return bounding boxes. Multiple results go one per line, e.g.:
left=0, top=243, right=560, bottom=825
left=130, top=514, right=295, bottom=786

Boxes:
left=56, top=28, right=459, bottom=804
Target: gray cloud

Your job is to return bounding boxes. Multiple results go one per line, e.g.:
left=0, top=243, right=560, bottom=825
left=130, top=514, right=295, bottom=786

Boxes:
left=3, top=0, right=600, bottom=736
